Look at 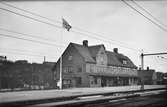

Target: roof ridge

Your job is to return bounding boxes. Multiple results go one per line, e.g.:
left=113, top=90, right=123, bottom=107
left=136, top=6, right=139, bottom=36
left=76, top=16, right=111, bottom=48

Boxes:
left=70, top=42, right=82, bottom=46
left=88, top=44, right=104, bottom=48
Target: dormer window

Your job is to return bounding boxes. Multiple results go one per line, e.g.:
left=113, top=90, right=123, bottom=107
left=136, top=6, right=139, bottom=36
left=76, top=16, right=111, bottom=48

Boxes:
left=123, top=60, right=127, bottom=65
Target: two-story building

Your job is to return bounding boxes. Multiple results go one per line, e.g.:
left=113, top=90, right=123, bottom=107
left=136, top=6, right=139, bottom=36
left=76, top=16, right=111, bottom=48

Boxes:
left=53, top=40, right=138, bottom=88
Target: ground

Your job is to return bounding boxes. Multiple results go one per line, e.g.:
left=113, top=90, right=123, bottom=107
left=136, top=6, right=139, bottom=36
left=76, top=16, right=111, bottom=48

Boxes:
left=0, top=85, right=166, bottom=104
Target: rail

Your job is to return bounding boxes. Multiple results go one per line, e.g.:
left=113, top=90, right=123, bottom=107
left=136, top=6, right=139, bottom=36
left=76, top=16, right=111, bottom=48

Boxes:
left=0, top=87, right=166, bottom=107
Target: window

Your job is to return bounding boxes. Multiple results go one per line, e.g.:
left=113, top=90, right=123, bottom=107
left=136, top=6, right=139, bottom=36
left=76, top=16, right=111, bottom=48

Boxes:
left=94, top=77, right=98, bottom=84
left=53, top=72, right=56, bottom=80
left=76, top=77, right=82, bottom=85
left=63, top=68, right=67, bottom=73
left=63, top=66, right=73, bottom=73
left=90, top=66, right=94, bottom=72
left=68, top=56, right=72, bottom=61
left=63, top=79, right=71, bottom=85
left=68, top=66, right=73, bottom=72
left=123, top=60, right=127, bottom=65
left=77, top=65, right=82, bottom=72
left=100, top=56, right=104, bottom=62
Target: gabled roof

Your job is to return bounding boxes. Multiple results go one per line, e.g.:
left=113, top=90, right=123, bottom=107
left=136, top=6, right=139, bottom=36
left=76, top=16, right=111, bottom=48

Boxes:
left=60, top=42, right=137, bottom=69
left=88, top=44, right=104, bottom=58
left=106, top=51, right=137, bottom=68
left=70, top=43, right=95, bottom=63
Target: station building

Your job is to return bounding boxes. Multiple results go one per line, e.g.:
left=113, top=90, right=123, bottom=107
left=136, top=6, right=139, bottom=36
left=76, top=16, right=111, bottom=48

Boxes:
left=53, top=40, right=138, bottom=88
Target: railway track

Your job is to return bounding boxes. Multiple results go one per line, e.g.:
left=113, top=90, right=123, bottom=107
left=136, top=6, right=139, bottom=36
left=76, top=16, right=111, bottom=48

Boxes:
left=1, top=87, right=166, bottom=107
left=84, top=92, right=167, bottom=107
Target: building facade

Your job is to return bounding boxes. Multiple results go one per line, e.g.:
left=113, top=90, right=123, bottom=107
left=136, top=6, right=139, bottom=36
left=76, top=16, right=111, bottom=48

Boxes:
left=54, top=40, right=138, bottom=88
left=0, top=58, right=55, bottom=90
left=138, top=67, right=157, bottom=85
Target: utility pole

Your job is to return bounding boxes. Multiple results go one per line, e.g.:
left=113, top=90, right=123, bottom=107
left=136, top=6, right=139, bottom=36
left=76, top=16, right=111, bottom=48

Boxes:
left=44, top=56, right=46, bottom=62
left=141, top=52, right=167, bottom=70
left=141, top=53, right=144, bottom=70
left=140, top=52, right=167, bottom=90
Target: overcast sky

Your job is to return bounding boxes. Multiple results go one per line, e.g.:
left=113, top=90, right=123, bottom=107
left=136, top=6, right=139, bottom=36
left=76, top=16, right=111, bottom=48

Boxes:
left=0, top=0, right=167, bottom=72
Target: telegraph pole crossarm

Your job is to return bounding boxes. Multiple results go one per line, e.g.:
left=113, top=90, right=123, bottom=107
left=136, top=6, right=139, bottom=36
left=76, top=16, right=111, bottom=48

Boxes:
left=143, top=53, right=167, bottom=56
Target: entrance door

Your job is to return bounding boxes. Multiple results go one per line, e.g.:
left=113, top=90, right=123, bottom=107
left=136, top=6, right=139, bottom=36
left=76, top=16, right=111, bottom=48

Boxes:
left=101, top=77, right=107, bottom=87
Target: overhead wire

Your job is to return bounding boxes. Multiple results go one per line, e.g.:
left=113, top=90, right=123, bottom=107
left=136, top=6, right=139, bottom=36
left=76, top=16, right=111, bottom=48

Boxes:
left=0, top=8, right=62, bottom=29
left=157, top=56, right=167, bottom=61
left=0, top=48, right=58, bottom=58
left=1, top=1, right=167, bottom=54
left=131, top=0, right=167, bottom=28
left=154, top=56, right=167, bottom=71
left=1, top=1, right=166, bottom=70
left=0, top=2, right=141, bottom=53
left=71, top=30, right=140, bottom=52
left=0, top=50, right=47, bottom=58
left=0, top=2, right=61, bottom=24
left=0, top=33, right=65, bottom=47
left=0, top=28, right=64, bottom=43
left=121, top=0, right=167, bottom=32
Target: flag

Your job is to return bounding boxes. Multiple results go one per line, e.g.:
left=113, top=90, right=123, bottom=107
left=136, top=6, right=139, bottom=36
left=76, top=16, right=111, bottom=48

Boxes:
left=62, top=18, right=72, bottom=31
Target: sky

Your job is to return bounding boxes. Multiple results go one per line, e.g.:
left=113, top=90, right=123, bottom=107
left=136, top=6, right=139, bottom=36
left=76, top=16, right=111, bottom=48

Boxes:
left=0, top=0, right=167, bottom=72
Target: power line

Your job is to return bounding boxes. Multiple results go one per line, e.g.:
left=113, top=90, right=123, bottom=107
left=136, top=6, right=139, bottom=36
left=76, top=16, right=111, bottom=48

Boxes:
left=0, top=2, right=61, bottom=24
left=0, top=2, right=141, bottom=52
left=0, top=33, right=65, bottom=47
left=73, top=27, right=138, bottom=49
left=0, top=8, right=62, bottom=29
left=72, top=30, right=140, bottom=52
left=157, top=56, right=167, bottom=61
left=131, top=0, right=167, bottom=28
left=154, top=56, right=167, bottom=71
left=0, top=51, right=57, bottom=59
left=0, top=48, right=58, bottom=58
left=0, top=27, right=61, bottom=43
left=0, top=50, right=46, bottom=58
left=121, top=0, right=167, bottom=32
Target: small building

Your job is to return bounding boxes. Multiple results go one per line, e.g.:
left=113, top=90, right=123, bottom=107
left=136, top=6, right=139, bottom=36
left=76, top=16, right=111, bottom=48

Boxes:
left=0, top=58, right=55, bottom=90
left=0, top=56, right=7, bottom=61
left=53, top=40, right=138, bottom=88
left=156, top=72, right=167, bottom=85
left=156, top=72, right=164, bottom=84
left=138, top=67, right=157, bottom=85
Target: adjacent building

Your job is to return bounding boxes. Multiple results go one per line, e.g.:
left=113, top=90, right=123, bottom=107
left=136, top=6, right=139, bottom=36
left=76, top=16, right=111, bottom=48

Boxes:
left=138, top=67, right=157, bottom=85
left=53, top=40, right=138, bottom=88
left=156, top=72, right=167, bottom=85
left=0, top=58, right=55, bottom=90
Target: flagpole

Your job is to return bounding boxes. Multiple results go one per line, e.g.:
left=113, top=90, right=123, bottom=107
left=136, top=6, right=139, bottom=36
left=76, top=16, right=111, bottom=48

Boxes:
left=59, top=20, right=63, bottom=90
left=59, top=17, right=71, bottom=89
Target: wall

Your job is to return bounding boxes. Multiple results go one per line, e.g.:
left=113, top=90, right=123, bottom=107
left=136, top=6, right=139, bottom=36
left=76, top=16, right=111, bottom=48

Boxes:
left=86, top=63, right=138, bottom=77
left=138, top=70, right=156, bottom=85
left=96, top=46, right=108, bottom=66
left=0, top=60, right=54, bottom=89
left=55, top=44, right=90, bottom=88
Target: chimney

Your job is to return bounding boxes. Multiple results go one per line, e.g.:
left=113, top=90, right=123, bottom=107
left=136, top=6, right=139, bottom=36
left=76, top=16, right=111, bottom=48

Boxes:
left=4, top=56, right=7, bottom=60
left=83, top=40, right=88, bottom=47
left=113, top=48, right=118, bottom=53
left=139, top=67, right=141, bottom=70
left=147, top=66, right=149, bottom=71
